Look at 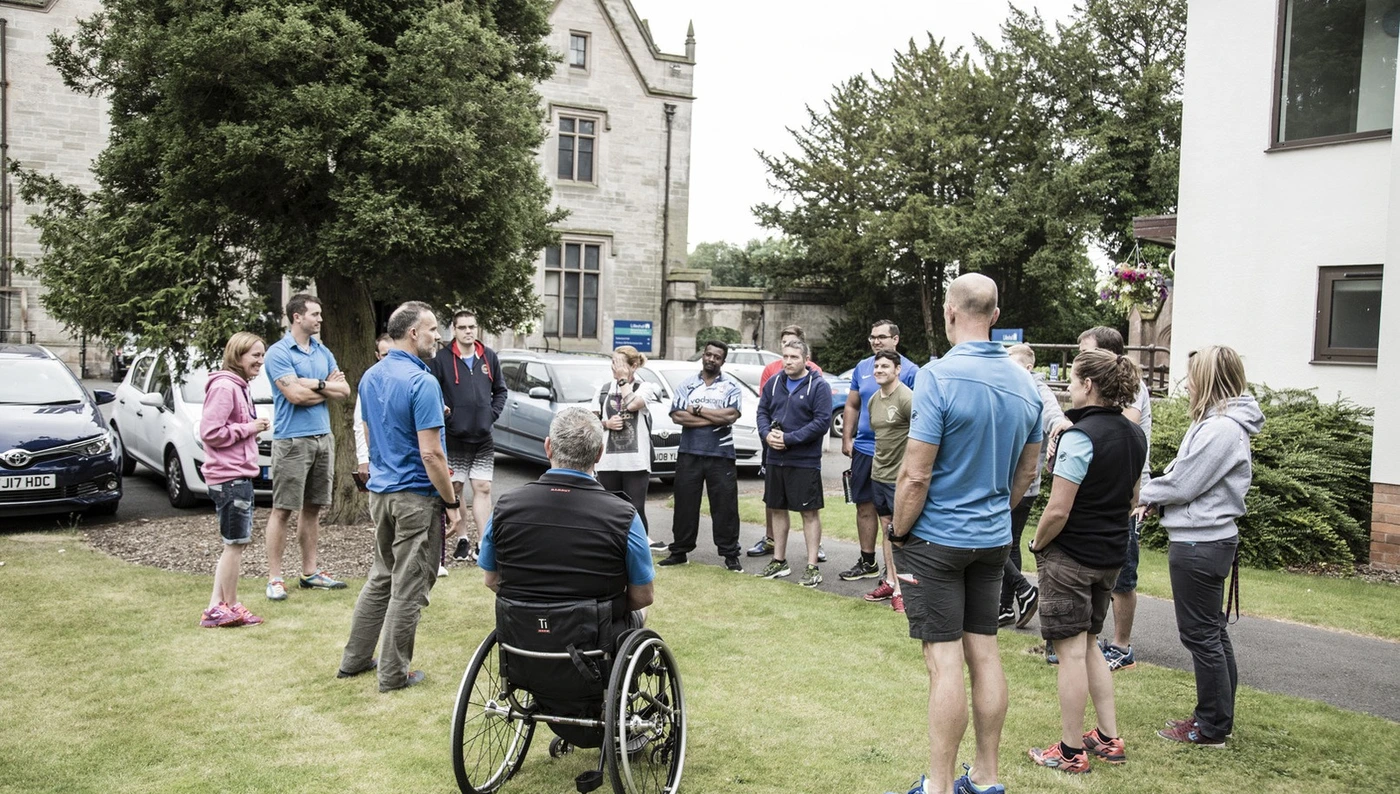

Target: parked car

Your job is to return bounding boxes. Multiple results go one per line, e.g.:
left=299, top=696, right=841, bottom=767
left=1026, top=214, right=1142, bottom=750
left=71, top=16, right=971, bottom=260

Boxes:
left=826, top=368, right=855, bottom=437
left=0, top=344, right=122, bottom=518
left=491, top=351, right=762, bottom=477
left=111, top=352, right=274, bottom=508
left=107, top=333, right=137, bottom=383
left=686, top=344, right=779, bottom=368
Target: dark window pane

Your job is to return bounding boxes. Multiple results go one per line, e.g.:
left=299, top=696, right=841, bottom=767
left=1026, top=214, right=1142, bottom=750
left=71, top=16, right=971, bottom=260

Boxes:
left=570, top=35, right=587, bottom=67
left=565, top=243, right=581, bottom=269
left=563, top=273, right=579, bottom=337
left=582, top=276, right=598, bottom=338
left=1279, top=0, right=1398, bottom=142
left=557, top=136, right=574, bottom=179
left=584, top=245, right=599, bottom=271
left=559, top=117, right=575, bottom=133
left=1330, top=276, right=1382, bottom=348
left=578, top=147, right=593, bottom=182
left=545, top=246, right=560, bottom=267
left=580, top=120, right=595, bottom=135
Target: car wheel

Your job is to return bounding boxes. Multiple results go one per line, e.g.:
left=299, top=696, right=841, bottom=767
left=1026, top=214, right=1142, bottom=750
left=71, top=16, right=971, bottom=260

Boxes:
left=165, top=448, right=197, bottom=508
left=113, top=424, right=137, bottom=476
left=830, top=412, right=845, bottom=438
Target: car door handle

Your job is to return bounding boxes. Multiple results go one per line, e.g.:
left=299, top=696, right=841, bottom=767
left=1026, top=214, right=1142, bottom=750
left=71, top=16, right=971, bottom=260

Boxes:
left=135, top=410, right=144, bottom=417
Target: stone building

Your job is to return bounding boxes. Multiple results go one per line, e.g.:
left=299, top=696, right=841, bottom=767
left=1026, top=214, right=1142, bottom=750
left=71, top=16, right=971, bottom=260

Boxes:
left=0, top=0, right=109, bottom=373
left=489, top=0, right=696, bottom=359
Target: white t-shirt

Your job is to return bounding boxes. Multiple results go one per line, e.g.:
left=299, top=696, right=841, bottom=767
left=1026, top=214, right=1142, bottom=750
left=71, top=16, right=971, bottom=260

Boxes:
left=598, top=380, right=659, bottom=473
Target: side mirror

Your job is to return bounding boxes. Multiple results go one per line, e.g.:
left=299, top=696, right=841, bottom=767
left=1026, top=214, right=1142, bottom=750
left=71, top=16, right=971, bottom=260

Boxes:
left=138, top=393, right=164, bottom=408
left=92, top=390, right=116, bottom=406
left=527, top=386, right=551, bottom=400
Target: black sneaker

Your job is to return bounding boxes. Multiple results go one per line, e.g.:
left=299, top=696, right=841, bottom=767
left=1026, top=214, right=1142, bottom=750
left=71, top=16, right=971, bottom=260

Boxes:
left=838, top=558, right=880, bottom=581
left=724, top=556, right=743, bottom=573
left=1015, top=585, right=1039, bottom=629
left=746, top=537, right=774, bottom=557
left=658, top=553, right=688, bottom=567
left=998, top=606, right=1016, bottom=627
left=452, top=538, right=474, bottom=561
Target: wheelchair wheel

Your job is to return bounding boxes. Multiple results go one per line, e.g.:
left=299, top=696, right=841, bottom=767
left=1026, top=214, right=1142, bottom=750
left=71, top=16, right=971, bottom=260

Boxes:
left=452, top=630, right=535, bottom=793
left=603, top=629, right=686, bottom=794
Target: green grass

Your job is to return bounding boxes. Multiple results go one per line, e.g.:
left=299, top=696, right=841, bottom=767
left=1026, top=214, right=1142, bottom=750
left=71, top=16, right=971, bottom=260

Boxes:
left=3, top=532, right=1399, bottom=793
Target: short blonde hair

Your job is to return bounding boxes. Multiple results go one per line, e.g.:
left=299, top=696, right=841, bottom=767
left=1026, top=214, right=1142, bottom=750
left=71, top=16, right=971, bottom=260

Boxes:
left=1187, top=345, right=1247, bottom=422
left=613, top=345, right=647, bottom=368
left=1007, top=344, right=1035, bottom=368
left=222, top=332, right=266, bottom=381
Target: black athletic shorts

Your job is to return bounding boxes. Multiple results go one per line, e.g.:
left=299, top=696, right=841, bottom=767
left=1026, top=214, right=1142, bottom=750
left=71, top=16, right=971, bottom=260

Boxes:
left=763, top=465, right=824, bottom=512
left=871, top=480, right=895, bottom=517
left=895, top=539, right=1009, bottom=642
left=849, top=450, right=875, bottom=504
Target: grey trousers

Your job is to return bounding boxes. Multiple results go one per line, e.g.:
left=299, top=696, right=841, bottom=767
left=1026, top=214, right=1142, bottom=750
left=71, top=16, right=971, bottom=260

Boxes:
left=340, top=491, right=441, bottom=691
left=1168, top=538, right=1239, bottom=739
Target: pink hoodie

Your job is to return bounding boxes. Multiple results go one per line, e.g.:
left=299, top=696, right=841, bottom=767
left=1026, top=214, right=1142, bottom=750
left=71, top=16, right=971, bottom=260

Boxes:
left=201, top=369, right=261, bottom=485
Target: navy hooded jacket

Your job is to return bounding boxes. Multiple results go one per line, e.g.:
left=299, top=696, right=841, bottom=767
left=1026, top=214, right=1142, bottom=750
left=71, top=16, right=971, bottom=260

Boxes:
left=757, top=369, right=832, bottom=470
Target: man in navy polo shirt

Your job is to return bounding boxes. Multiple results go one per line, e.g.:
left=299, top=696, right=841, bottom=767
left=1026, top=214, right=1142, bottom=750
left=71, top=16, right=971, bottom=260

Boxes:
left=338, top=301, right=462, bottom=693
left=838, top=319, right=919, bottom=583
left=262, top=293, right=352, bottom=601
left=886, top=274, right=1043, bottom=794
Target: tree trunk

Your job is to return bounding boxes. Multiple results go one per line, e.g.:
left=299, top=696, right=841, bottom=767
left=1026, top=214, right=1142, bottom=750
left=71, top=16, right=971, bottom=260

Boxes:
left=919, top=262, right=937, bottom=354
left=314, top=273, right=377, bottom=526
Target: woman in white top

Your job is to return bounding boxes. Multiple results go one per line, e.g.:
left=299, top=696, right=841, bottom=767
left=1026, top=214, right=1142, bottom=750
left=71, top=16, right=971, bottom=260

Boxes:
left=597, top=346, right=661, bottom=547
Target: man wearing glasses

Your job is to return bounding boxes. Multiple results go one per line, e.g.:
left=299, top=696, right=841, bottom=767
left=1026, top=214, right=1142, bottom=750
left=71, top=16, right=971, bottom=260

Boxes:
left=838, top=320, right=920, bottom=583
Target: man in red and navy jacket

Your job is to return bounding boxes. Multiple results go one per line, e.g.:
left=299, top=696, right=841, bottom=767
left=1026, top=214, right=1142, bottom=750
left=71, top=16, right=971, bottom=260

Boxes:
left=430, top=310, right=507, bottom=559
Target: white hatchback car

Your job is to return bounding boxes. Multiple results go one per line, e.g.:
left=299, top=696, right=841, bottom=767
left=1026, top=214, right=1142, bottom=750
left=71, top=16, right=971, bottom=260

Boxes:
left=111, top=353, right=274, bottom=507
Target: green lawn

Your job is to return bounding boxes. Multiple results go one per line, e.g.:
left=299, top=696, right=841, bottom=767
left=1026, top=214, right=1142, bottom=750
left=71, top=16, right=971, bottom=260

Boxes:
left=694, top=495, right=1400, bottom=642
left=2, top=531, right=1398, bottom=793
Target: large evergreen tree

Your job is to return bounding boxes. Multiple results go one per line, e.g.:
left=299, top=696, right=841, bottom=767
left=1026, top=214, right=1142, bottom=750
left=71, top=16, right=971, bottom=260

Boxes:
left=16, top=0, right=562, bottom=522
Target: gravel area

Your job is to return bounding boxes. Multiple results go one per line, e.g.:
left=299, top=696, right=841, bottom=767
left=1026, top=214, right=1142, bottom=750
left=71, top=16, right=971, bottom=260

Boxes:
left=81, top=508, right=483, bottom=577
left=1286, top=562, right=1400, bottom=586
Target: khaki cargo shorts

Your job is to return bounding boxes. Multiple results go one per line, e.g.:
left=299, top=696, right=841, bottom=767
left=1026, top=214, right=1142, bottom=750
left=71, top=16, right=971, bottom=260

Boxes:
left=271, top=434, right=335, bottom=510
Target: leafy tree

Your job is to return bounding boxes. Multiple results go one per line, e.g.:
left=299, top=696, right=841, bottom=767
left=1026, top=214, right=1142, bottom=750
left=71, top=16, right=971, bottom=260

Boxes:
left=15, top=0, right=563, bottom=522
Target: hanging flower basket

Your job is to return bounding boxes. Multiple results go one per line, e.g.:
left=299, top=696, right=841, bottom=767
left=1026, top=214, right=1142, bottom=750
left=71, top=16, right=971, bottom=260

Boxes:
left=1096, top=251, right=1172, bottom=317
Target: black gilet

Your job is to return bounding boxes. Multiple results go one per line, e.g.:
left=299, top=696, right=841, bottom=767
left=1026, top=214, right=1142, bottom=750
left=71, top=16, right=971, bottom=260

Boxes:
left=489, top=470, right=637, bottom=606
left=1053, top=405, right=1148, bottom=569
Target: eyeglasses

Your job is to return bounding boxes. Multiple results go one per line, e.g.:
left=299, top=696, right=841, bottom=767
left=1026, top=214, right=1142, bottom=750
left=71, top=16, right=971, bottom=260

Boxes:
left=455, top=325, right=477, bottom=331
left=868, top=334, right=894, bottom=341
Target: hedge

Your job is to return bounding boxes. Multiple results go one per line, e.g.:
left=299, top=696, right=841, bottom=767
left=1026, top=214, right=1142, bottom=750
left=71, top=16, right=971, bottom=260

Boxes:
left=1143, top=387, right=1374, bottom=570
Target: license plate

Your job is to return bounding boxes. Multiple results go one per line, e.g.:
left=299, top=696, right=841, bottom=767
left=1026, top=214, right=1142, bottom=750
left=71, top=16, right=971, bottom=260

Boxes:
left=0, top=473, right=56, bottom=491
left=260, top=466, right=270, bottom=480
left=654, top=448, right=678, bottom=464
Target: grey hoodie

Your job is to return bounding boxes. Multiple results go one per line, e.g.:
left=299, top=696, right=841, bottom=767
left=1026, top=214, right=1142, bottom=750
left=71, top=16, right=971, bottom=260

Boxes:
left=1139, top=395, right=1264, bottom=543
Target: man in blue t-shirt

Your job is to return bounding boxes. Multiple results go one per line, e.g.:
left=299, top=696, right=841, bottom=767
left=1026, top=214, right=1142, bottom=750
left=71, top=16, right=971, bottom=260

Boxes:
left=661, top=341, right=745, bottom=571
left=261, top=292, right=352, bottom=600
left=886, top=274, right=1043, bottom=794
left=838, top=320, right=920, bottom=583
left=338, top=301, right=463, bottom=693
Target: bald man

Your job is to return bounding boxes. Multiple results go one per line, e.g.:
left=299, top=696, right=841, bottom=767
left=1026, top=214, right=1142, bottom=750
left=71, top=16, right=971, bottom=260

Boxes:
left=886, top=273, right=1043, bottom=794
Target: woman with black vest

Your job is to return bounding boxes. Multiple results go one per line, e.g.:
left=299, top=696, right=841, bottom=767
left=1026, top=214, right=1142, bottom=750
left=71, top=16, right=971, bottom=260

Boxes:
left=1026, top=349, right=1147, bottom=775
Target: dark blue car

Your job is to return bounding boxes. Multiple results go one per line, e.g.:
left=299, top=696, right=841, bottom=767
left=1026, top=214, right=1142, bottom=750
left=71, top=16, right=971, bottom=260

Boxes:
left=0, top=344, right=122, bottom=518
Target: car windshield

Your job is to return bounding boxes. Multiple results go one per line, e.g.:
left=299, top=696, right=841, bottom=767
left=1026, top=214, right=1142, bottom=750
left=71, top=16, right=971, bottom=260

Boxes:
left=0, top=359, right=86, bottom=405
left=657, top=369, right=758, bottom=399
left=179, top=369, right=276, bottom=404
left=552, top=362, right=613, bottom=403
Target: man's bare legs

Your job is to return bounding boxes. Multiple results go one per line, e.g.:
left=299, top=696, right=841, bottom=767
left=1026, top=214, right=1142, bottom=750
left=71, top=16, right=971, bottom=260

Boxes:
left=469, top=478, right=491, bottom=542
left=856, top=501, right=878, bottom=554
left=799, top=509, right=821, bottom=566
left=1112, top=591, right=1137, bottom=649
left=921, top=634, right=1005, bottom=794
left=769, top=508, right=792, bottom=562
left=265, top=504, right=323, bottom=582
left=963, top=633, right=1006, bottom=789
left=878, top=514, right=902, bottom=596
left=265, top=507, right=292, bottom=582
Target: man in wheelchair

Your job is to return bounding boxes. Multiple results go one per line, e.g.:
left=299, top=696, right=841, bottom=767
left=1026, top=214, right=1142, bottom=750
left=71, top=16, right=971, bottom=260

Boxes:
left=455, top=408, right=683, bottom=794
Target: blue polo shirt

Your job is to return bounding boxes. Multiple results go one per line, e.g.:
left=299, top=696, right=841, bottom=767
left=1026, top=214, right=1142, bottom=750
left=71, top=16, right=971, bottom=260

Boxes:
left=850, top=353, right=920, bottom=456
left=359, top=349, right=446, bottom=496
left=908, top=341, right=1043, bottom=548
left=264, top=333, right=339, bottom=439
left=478, top=469, right=656, bottom=586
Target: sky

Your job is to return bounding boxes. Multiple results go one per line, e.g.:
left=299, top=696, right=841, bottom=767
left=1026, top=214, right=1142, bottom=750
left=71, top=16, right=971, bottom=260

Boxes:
left=630, top=0, right=1083, bottom=250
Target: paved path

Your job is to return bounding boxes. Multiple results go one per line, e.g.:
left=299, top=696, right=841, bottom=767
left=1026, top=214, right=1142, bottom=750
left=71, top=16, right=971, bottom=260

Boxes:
left=643, top=504, right=1400, bottom=723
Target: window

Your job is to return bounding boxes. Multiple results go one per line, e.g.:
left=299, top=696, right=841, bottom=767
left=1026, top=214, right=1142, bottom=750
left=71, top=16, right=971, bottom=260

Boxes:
left=129, top=355, right=156, bottom=393
left=1314, top=264, right=1383, bottom=363
left=569, top=34, right=588, bottom=69
left=522, top=362, right=551, bottom=395
left=499, top=360, right=522, bottom=392
left=557, top=116, right=596, bottom=182
left=543, top=243, right=601, bottom=338
left=1275, top=0, right=1399, bottom=145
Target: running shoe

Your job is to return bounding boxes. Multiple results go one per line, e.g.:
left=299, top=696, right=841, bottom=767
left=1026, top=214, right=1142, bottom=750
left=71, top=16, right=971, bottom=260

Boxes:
left=816, top=544, right=827, bottom=563
left=799, top=564, right=823, bottom=588
left=299, top=570, right=347, bottom=589
left=746, top=536, right=775, bottom=557
left=452, top=537, right=475, bottom=561
left=227, top=602, right=263, bottom=626
left=1158, top=721, right=1227, bottom=747
left=265, top=578, right=288, bottom=601
left=200, top=603, right=241, bottom=628
left=657, top=553, right=688, bottom=567
left=865, top=580, right=895, bottom=602
left=1045, top=640, right=1058, bottom=665
left=438, top=564, right=449, bottom=577
left=1163, top=717, right=1233, bottom=739
left=649, top=538, right=668, bottom=551
left=838, top=558, right=880, bottom=581
left=724, top=556, right=743, bottom=573
left=756, top=559, right=791, bottom=579
left=952, top=765, right=1006, bottom=794
left=1082, top=728, right=1126, bottom=764
left=891, top=594, right=905, bottom=613
left=1028, top=742, right=1092, bottom=774
left=1102, top=643, right=1136, bottom=671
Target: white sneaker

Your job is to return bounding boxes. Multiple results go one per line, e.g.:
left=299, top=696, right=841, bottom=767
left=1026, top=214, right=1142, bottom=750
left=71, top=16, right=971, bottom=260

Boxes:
left=438, top=565, right=449, bottom=577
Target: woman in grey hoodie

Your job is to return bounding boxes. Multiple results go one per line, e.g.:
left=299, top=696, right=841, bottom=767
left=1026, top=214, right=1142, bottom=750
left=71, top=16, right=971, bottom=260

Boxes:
left=1139, top=345, right=1264, bottom=748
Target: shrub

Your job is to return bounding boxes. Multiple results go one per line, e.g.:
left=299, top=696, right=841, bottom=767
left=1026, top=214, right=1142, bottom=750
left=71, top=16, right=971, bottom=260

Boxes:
left=1142, top=387, right=1374, bottom=569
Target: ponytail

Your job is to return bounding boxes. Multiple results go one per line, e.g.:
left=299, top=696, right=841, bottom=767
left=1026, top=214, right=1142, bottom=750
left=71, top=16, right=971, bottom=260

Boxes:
left=1072, top=349, right=1141, bottom=408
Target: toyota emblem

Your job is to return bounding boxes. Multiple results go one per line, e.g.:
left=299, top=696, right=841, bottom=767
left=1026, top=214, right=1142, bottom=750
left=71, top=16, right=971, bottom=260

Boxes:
left=656, top=430, right=672, bottom=440
left=1, top=448, right=34, bottom=468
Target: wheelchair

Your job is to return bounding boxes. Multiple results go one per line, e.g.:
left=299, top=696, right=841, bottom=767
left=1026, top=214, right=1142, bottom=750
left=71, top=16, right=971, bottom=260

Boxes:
left=451, top=596, right=686, bottom=794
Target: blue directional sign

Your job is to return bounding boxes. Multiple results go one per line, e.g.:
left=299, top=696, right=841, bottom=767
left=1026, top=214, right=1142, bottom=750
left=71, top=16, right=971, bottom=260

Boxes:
left=612, top=320, right=654, bottom=353
left=992, top=328, right=1024, bottom=344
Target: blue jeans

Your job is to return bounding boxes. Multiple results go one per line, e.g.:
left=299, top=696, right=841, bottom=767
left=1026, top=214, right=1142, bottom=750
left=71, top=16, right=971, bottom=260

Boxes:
left=209, top=479, right=254, bottom=545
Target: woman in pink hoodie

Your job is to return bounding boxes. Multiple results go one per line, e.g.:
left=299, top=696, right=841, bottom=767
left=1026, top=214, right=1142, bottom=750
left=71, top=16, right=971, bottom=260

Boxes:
left=199, top=332, right=272, bottom=628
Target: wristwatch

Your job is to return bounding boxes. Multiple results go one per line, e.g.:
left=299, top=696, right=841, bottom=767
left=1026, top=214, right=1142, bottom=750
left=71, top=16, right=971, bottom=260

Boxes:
left=439, top=495, right=460, bottom=510
left=315, top=379, right=326, bottom=392
left=885, top=522, right=908, bottom=544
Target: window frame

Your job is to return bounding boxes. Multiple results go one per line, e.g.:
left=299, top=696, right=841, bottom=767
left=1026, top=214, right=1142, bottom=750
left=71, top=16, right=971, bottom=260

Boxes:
left=1270, top=0, right=1397, bottom=151
left=556, top=112, right=599, bottom=184
left=1313, top=264, right=1383, bottom=364
left=542, top=240, right=604, bottom=340
left=568, top=31, right=590, bottom=71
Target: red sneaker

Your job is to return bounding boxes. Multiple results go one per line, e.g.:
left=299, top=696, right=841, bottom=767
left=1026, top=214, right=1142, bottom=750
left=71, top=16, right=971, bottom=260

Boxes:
left=1157, top=720, right=1226, bottom=748
left=864, top=581, right=895, bottom=602
left=200, top=603, right=242, bottom=628
left=891, top=594, right=905, bottom=613
left=1082, top=728, right=1126, bottom=764
left=1029, top=742, right=1091, bottom=774
left=228, top=602, right=264, bottom=626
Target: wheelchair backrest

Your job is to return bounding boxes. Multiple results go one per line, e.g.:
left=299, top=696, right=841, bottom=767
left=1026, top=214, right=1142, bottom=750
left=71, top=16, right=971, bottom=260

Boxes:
left=495, top=596, right=618, bottom=704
